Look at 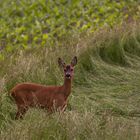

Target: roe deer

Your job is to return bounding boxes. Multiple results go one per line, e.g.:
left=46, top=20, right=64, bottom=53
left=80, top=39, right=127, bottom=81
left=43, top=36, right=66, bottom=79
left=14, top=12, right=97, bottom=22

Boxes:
left=10, top=56, right=77, bottom=119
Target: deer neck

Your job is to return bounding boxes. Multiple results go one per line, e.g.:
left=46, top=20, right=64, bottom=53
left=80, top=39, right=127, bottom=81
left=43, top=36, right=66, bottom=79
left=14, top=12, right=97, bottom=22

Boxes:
left=62, top=78, right=72, bottom=98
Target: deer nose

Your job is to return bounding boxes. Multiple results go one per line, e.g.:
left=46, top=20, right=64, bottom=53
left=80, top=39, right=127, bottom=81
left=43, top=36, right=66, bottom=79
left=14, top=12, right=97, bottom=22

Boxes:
left=66, top=73, right=71, bottom=78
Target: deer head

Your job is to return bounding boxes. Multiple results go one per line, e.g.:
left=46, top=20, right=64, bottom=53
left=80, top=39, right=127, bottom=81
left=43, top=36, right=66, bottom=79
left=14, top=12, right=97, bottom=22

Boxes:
left=58, top=56, right=77, bottom=79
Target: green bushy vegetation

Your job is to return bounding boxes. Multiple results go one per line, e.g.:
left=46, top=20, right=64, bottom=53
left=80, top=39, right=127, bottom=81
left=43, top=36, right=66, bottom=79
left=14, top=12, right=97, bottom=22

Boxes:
left=0, top=0, right=140, bottom=140
left=0, top=0, right=140, bottom=55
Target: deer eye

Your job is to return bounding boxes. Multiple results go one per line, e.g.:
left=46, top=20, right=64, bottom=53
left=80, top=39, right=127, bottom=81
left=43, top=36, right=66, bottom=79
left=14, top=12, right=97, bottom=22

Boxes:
left=64, top=69, right=66, bottom=72
left=71, top=69, right=73, bottom=71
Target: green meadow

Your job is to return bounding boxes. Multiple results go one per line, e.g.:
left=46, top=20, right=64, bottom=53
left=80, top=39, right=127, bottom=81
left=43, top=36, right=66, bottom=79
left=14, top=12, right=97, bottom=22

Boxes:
left=0, top=0, right=140, bottom=140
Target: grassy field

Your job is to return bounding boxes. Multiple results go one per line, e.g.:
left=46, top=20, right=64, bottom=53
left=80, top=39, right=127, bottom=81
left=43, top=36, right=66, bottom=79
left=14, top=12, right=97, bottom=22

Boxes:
left=0, top=22, right=140, bottom=140
left=0, top=0, right=140, bottom=140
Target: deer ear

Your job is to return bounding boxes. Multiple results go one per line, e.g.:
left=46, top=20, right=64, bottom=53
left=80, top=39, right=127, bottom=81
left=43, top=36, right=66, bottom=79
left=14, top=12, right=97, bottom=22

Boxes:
left=58, top=58, right=65, bottom=68
left=71, top=56, right=77, bottom=67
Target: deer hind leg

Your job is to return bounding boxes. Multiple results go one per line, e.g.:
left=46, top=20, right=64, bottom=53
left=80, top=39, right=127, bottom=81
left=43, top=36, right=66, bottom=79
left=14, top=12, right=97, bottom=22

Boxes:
left=15, top=105, right=28, bottom=120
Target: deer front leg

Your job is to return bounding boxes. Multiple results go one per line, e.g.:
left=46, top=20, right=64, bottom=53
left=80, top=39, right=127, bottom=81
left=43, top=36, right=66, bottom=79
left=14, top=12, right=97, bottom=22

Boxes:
left=61, top=103, right=67, bottom=113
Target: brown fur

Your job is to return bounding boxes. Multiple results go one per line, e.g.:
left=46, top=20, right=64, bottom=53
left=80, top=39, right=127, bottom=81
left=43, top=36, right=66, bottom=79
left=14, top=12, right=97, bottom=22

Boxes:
left=10, top=56, right=77, bottom=119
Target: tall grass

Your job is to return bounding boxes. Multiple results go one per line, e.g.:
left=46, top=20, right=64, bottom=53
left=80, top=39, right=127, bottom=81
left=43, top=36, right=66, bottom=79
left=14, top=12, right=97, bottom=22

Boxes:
left=0, top=22, right=140, bottom=139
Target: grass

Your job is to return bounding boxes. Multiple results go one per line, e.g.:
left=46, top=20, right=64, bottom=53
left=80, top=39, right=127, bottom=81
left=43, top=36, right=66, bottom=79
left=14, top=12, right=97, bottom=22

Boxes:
left=0, top=22, right=140, bottom=139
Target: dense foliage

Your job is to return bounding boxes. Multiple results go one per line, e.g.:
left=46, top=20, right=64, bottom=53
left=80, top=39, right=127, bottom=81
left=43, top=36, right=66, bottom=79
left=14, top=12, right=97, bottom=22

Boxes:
left=0, top=0, right=140, bottom=54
